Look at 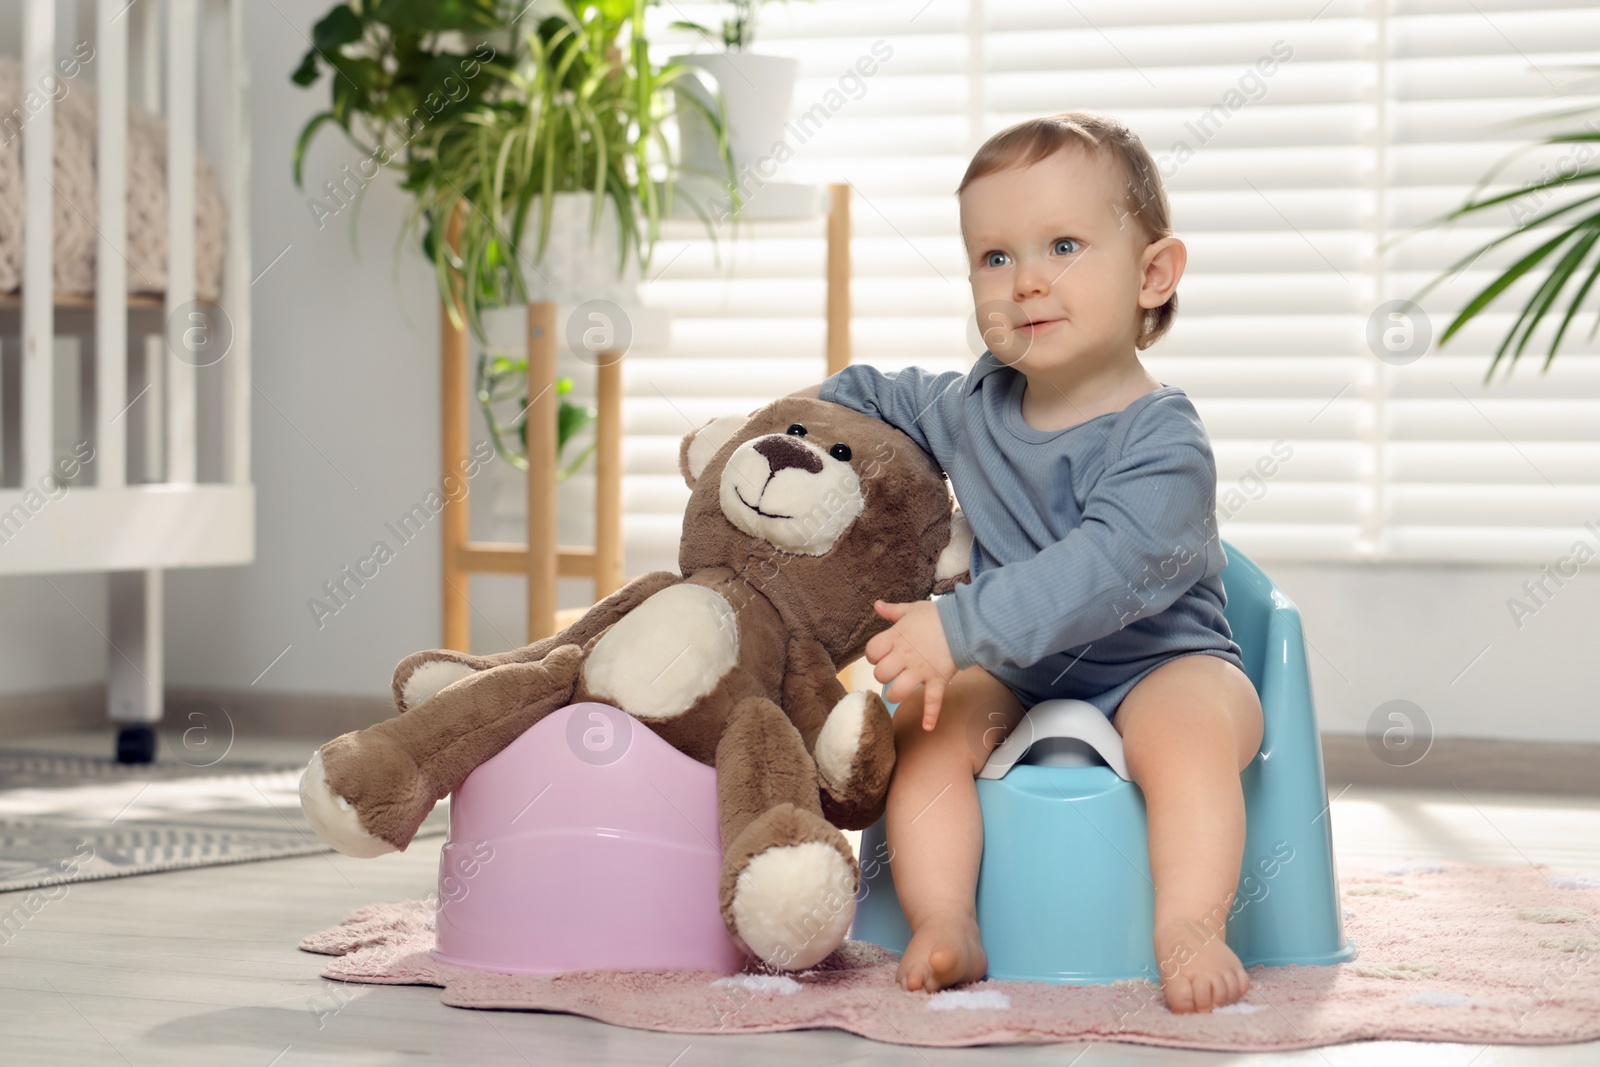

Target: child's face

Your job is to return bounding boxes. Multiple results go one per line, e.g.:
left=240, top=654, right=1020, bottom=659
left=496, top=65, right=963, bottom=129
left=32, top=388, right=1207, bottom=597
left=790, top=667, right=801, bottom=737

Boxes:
left=960, top=147, right=1182, bottom=375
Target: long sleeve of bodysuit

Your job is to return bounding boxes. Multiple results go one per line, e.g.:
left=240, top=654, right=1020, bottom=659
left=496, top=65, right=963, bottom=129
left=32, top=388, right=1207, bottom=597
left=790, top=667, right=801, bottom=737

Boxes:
left=817, top=363, right=965, bottom=469
left=821, top=359, right=1222, bottom=676
left=934, top=435, right=1220, bottom=672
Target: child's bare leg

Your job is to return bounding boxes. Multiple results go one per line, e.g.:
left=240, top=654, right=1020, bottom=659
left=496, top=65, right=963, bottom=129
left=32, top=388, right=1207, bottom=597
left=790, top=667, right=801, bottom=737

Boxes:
left=883, top=664, right=1025, bottom=993
left=1113, top=654, right=1265, bottom=1013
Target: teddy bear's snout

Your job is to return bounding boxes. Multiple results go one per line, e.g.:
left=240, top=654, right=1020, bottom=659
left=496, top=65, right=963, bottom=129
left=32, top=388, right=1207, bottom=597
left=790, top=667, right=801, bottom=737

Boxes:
left=717, top=429, right=866, bottom=555
left=752, top=435, right=823, bottom=476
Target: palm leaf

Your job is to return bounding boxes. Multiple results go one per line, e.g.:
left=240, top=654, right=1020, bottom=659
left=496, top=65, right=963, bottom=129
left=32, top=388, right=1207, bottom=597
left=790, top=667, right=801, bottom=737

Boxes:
left=1410, top=186, right=1600, bottom=308
left=1548, top=242, right=1600, bottom=364
left=1409, top=77, right=1600, bottom=377
left=1492, top=221, right=1600, bottom=380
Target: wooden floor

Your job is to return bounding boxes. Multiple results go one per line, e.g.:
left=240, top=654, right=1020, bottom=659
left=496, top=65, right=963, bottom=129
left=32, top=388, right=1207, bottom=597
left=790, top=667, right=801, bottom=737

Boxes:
left=1, top=730, right=1597, bottom=1066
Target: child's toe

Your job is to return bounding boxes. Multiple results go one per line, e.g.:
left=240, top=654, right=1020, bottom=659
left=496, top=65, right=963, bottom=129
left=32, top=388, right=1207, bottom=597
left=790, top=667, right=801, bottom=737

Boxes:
left=1227, top=966, right=1249, bottom=1003
left=926, top=943, right=963, bottom=991
left=1163, top=976, right=1194, bottom=1014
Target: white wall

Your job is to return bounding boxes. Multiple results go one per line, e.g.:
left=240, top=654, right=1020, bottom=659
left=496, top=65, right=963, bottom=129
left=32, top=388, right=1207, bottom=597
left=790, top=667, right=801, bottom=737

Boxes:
left=1, top=0, right=1596, bottom=745
left=1263, top=561, right=1598, bottom=746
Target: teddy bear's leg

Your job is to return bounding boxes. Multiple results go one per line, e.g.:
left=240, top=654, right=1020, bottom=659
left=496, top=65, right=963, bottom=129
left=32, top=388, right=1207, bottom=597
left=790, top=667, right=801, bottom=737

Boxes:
left=813, top=689, right=897, bottom=831
left=773, top=639, right=897, bottom=832
left=388, top=649, right=498, bottom=715
left=715, top=696, right=860, bottom=972
left=302, top=645, right=584, bottom=856
left=389, top=571, right=684, bottom=713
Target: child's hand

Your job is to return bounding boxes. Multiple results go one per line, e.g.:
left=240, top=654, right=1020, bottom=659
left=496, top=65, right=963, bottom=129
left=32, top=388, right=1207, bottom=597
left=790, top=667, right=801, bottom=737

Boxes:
left=864, top=600, right=958, bottom=731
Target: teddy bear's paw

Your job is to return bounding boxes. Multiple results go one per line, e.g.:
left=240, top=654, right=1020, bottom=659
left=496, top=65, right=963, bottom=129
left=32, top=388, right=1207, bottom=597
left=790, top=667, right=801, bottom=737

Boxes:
left=304, top=729, right=437, bottom=854
left=393, top=652, right=483, bottom=713
left=723, top=805, right=860, bottom=971
left=815, top=690, right=896, bottom=830
left=299, top=748, right=397, bottom=858
left=732, top=840, right=858, bottom=971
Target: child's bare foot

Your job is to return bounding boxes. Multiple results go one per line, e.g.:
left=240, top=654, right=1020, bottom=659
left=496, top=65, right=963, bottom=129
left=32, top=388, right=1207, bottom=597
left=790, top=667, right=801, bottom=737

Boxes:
left=896, top=911, right=988, bottom=992
left=1153, top=915, right=1251, bottom=1013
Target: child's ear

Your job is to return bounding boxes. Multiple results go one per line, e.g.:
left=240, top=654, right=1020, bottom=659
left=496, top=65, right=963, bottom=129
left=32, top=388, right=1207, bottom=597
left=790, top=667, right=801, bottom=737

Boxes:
left=678, top=414, right=750, bottom=490
left=932, top=506, right=973, bottom=595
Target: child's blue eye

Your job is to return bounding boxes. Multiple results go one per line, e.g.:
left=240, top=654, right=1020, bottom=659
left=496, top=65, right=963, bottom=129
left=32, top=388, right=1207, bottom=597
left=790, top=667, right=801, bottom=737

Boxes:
left=984, top=251, right=1008, bottom=268
left=1053, top=237, right=1081, bottom=255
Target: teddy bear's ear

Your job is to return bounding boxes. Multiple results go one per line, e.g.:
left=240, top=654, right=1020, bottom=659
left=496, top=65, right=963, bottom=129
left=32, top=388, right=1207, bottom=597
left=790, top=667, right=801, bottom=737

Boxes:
left=934, top=508, right=966, bottom=598
left=679, top=414, right=750, bottom=490
left=931, top=506, right=973, bottom=595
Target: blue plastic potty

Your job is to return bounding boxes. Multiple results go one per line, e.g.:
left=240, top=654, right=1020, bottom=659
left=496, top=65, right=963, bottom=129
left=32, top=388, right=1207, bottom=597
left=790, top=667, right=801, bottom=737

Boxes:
left=851, top=540, right=1357, bottom=983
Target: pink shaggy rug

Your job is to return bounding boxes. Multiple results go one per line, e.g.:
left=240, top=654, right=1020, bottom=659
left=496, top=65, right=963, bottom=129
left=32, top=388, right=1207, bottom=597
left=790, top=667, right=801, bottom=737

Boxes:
left=299, top=860, right=1600, bottom=1051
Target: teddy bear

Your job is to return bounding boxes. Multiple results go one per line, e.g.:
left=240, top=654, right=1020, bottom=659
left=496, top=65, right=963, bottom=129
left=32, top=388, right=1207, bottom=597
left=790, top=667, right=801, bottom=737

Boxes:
left=298, top=396, right=973, bottom=971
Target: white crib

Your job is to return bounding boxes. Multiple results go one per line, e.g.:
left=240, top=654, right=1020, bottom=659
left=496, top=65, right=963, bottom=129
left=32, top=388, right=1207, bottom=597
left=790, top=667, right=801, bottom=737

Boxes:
left=0, top=0, right=251, bottom=761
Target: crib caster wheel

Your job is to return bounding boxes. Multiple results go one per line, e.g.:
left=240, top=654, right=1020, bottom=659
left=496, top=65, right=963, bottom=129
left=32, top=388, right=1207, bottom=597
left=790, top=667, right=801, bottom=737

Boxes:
left=116, top=725, right=156, bottom=765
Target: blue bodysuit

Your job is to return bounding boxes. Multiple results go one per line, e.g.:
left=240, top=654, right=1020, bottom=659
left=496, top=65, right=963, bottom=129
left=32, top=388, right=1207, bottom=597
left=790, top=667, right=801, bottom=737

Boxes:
left=819, top=351, right=1246, bottom=720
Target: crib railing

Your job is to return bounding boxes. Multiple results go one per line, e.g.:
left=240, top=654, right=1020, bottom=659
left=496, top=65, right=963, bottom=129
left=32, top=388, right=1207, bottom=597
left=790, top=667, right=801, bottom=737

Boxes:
left=1, top=0, right=252, bottom=755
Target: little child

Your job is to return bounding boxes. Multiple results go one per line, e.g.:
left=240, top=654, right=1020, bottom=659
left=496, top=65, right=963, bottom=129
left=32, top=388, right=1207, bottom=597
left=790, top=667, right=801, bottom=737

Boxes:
left=788, top=111, right=1265, bottom=1014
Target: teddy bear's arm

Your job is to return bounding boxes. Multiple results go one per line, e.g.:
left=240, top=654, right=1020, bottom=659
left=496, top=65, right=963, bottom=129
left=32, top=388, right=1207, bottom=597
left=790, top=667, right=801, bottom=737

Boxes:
left=781, top=637, right=896, bottom=832
left=779, top=637, right=846, bottom=750
left=389, top=570, right=684, bottom=713
left=479, top=569, right=686, bottom=666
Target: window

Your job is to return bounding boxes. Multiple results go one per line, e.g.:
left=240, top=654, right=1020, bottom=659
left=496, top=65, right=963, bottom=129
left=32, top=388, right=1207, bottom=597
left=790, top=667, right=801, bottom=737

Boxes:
left=587, top=0, right=1600, bottom=573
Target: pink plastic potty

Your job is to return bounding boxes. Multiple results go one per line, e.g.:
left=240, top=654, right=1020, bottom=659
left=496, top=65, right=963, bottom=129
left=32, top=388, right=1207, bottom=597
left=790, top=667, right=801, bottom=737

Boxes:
left=430, top=701, right=744, bottom=975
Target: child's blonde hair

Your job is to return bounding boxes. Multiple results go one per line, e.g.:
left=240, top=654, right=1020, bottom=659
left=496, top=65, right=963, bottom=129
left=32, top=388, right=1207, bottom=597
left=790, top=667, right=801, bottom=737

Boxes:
left=956, top=110, right=1177, bottom=350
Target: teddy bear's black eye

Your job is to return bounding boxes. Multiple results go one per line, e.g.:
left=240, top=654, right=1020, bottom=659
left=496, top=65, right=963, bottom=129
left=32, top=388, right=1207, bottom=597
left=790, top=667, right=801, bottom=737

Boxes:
left=786, top=423, right=807, bottom=437
left=829, top=443, right=852, bottom=462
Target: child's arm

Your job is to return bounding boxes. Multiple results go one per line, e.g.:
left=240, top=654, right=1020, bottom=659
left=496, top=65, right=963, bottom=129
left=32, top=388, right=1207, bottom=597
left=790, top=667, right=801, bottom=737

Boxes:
left=790, top=368, right=964, bottom=726
left=785, top=365, right=965, bottom=464
left=935, top=428, right=1222, bottom=676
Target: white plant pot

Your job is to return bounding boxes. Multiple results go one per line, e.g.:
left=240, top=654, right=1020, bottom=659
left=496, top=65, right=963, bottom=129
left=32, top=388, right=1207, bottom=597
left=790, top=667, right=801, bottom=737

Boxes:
left=671, top=52, right=801, bottom=179
left=516, top=190, right=643, bottom=307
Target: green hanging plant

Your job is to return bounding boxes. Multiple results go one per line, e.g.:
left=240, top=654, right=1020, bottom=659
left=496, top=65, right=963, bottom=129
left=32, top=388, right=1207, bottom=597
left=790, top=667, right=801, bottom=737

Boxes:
left=477, top=354, right=596, bottom=476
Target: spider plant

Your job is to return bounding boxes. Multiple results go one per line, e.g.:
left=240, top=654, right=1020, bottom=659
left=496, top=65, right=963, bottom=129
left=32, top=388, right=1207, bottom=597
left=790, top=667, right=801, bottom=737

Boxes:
left=292, top=0, right=741, bottom=472
left=1405, top=83, right=1600, bottom=383
left=405, top=0, right=739, bottom=470
left=403, top=0, right=740, bottom=340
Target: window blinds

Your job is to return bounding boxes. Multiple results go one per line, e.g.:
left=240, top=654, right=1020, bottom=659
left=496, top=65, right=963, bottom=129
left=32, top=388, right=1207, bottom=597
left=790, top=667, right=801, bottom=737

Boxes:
left=579, top=0, right=1600, bottom=576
